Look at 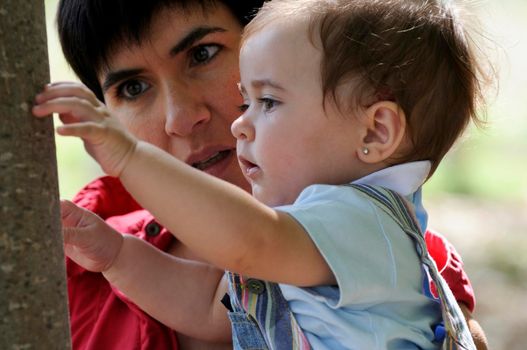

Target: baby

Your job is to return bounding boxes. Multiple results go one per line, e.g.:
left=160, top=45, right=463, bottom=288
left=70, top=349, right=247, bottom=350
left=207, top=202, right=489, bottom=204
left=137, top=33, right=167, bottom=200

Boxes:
left=34, top=0, right=484, bottom=348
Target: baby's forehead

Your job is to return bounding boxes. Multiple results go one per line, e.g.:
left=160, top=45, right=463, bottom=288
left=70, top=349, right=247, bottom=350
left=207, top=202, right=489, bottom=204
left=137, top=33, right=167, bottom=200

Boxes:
left=241, top=26, right=320, bottom=71
left=242, top=18, right=315, bottom=55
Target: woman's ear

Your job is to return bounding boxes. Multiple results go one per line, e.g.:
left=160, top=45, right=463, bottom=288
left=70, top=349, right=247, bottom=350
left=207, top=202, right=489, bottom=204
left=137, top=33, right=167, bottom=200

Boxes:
left=357, top=101, right=406, bottom=164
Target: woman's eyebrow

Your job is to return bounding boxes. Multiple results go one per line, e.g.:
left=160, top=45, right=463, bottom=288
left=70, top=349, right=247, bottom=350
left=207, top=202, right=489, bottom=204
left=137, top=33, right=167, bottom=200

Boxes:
left=101, top=68, right=143, bottom=93
left=100, top=26, right=226, bottom=92
left=170, top=26, right=226, bottom=57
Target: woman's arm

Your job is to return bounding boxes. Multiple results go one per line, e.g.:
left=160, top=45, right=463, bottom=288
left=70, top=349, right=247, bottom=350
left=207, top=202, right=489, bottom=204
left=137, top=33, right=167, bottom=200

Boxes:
left=459, top=303, right=488, bottom=350
left=425, top=229, right=488, bottom=350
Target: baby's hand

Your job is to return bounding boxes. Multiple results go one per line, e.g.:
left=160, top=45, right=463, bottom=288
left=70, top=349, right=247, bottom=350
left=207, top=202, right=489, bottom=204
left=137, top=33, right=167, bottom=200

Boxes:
left=32, top=82, right=136, bottom=177
left=61, top=200, right=123, bottom=272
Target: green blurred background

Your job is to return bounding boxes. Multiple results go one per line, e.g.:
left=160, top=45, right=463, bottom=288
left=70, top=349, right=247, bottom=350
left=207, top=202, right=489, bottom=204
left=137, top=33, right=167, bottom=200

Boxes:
left=44, top=0, right=527, bottom=349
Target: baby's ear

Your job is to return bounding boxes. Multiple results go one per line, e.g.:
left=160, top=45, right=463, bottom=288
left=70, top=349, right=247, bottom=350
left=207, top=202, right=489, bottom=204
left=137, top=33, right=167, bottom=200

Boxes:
left=357, top=101, right=406, bottom=164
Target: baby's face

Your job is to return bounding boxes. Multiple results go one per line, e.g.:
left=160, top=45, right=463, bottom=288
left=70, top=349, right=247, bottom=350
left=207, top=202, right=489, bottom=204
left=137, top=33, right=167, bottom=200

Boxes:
left=232, top=21, right=367, bottom=206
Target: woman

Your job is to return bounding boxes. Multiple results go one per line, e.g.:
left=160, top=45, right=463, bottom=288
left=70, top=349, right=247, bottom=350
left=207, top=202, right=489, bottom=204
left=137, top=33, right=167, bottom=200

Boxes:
left=55, top=0, right=486, bottom=349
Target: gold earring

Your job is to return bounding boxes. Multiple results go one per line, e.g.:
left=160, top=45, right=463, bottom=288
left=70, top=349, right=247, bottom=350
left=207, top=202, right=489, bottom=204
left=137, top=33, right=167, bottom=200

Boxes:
left=362, top=147, right=370, bottom=155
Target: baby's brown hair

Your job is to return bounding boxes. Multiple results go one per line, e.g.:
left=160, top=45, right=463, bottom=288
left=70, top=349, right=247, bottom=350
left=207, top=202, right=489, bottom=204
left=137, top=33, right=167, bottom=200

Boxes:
left=244, top=0, right=487, bottom=175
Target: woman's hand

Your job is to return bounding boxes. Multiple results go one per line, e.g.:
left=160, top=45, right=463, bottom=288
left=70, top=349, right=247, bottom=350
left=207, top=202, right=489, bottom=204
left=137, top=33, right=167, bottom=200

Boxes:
left=32, top=82, right=137, bottom=177
left=60, top=200, right=123, bottom=273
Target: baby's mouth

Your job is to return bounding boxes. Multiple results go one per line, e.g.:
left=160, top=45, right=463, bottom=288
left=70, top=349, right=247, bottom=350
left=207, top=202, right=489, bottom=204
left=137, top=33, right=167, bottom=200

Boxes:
left=239, top=157, right=259, bottom=176
left=192, top=150, right=231, bottom=170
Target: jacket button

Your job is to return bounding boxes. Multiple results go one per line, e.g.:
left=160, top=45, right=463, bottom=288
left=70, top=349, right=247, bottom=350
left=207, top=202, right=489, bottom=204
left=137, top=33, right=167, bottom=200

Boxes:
left=145, top=221, right=161, bottom=237
left=246, top=279, right=266, bottom=295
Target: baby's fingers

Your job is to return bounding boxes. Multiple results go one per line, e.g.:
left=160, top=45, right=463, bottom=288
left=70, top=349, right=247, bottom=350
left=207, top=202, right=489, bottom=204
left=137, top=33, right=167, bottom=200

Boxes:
left=56, top=122, right=107, bottom=143
left=35, top=82, right=100, bottom=106
left=32, top=96, right=108, bottom=123
left=60, top=200, right=89, bottom=228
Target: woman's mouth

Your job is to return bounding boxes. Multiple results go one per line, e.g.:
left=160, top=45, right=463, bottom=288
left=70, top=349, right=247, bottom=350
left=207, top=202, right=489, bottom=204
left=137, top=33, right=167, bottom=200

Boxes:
left=191, top=150, right=232, bottom=170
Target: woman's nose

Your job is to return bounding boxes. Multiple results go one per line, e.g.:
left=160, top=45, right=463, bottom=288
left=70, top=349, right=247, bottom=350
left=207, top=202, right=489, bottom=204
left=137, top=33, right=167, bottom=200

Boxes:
left=231, top=114, right=254, bottom=141
left=164, top=88, right=211, bottom=137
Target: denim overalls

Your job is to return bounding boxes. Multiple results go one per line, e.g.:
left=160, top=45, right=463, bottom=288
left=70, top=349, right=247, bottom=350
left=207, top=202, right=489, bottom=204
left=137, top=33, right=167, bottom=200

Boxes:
left=225, top=184, right=476, bottom=350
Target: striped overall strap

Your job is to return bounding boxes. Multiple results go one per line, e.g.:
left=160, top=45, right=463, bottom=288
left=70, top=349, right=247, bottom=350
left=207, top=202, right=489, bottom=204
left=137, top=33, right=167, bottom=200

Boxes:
left=349, top=184, right=476, bottom=350
left=228, top=272, right=311, bottom=350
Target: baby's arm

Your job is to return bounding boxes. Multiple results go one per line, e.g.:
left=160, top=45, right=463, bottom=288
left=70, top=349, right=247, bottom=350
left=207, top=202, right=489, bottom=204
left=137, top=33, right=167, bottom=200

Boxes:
left=60, top=200, right=231, bottom=341
left=33, top=82, right=332, bottom=286
left=119, top=141, right=333, bottom=286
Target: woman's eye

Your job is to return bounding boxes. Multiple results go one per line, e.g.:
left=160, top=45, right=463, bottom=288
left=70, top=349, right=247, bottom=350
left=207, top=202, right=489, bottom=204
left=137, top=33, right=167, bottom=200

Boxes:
left=117, top=80, right=150, bottom=100
left=190, top=44, right=221, bottom=66
left=238, top=103, right=249, bottom=113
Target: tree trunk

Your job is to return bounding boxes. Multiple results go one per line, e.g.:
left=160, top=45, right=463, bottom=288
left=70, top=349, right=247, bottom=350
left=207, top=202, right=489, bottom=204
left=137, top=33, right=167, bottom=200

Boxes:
left=0, top=1, right=71, bottom=348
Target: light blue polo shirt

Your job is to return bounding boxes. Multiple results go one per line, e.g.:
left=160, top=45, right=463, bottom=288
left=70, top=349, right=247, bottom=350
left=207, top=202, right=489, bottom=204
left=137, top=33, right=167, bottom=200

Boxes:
left=276, top=161, right=441, bottom=349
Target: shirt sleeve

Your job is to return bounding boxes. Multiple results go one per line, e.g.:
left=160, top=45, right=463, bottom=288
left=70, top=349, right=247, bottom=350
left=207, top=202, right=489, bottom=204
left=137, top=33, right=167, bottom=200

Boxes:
left=425, top=229, right=476, bottom=312
left=72, top=176, right=142, bottom=219
left=276, top=185, right=423, bottom=308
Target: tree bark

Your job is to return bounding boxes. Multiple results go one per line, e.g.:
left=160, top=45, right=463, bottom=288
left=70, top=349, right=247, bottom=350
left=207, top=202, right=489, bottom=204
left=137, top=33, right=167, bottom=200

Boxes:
left=0, top=1, right=71, bottom=348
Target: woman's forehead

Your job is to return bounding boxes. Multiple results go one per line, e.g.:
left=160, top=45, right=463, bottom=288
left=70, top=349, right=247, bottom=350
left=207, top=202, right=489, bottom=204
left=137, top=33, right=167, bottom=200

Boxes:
left=97, top=3, right=243, bottom=86
left=126, top=5, right=238, bottom=47
left=102, top=3, right=242, bottom=68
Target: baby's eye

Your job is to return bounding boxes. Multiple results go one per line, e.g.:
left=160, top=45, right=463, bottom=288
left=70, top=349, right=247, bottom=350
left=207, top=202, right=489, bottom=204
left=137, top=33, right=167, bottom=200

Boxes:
left=116, top=80, right=150, bottom=100
left=190, top=44, right=221, bottom=66
left=259, top=98, right=281, bottom=112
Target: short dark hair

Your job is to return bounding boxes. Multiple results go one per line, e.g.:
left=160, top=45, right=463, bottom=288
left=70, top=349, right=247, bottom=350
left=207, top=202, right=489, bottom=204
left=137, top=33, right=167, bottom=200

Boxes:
left=57, top=0, right=265, bottom=101
left=245, top=0, right=488, bottom=175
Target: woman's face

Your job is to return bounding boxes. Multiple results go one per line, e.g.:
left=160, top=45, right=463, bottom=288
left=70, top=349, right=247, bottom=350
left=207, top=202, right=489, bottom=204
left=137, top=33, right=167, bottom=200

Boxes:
left=98, top=3, right=250, bottom=192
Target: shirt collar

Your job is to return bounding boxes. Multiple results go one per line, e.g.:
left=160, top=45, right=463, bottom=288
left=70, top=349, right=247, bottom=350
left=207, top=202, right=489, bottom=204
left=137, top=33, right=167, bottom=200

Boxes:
left=353, top=161, right=431, bottom=196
